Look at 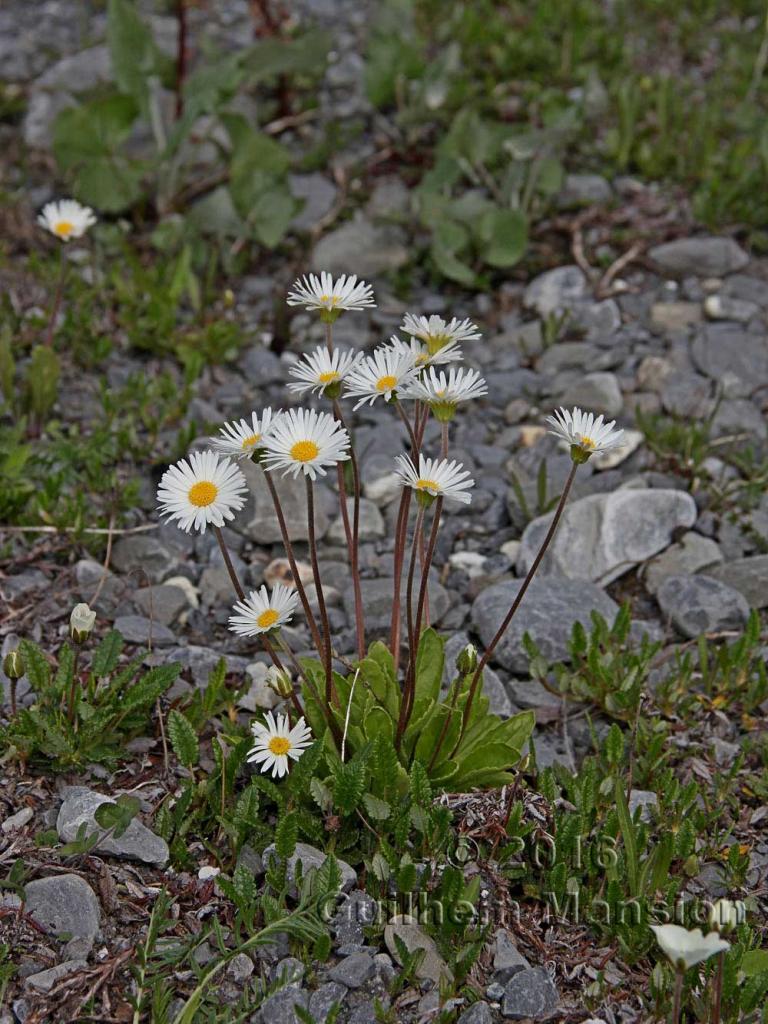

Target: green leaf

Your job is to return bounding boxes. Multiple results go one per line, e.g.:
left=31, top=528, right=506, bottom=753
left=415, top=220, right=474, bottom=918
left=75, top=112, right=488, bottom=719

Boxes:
left=614, top=776, right=639, bottom=897
left=605, top=722, right=624, bottom=768
left=120, top=663, right=179, bottom=713
left=107, top=0, right=169, bottom=110
left=275, top=812, right=298, bottom=860
left=478, top=207, right=528, bottom=268
left=91, top=630, right=124, bottom=676
left=167, top=710, right=199, bottom=769
left=414, top=628, right=444, bottom=705
left=94, top=794, right=140, bottom=838
left=26, top=346, right=60, bottom=419
left=741, top=949, right=768, bottom=976
left=20, top=640, right=50, bottom=692
left=333, top=756, right=368, bottom=816
left=362, top=793, right=391, bottom=820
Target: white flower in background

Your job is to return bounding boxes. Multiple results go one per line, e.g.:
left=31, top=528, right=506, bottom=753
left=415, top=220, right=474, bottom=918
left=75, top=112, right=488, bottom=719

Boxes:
left=708, top=898, right=746, bottom=935
left=287, top=272, right=375, bottom=321
left=38, top=199, right=96, bottom=241
left=388, top=335, right=463, bottom=369
left=247, top=711, right=313, bottom=778
left=261, top=407, right=350, bottom=480
left=228, top=584, right=298, bottom=637
left=210, top=408, right=280, bottom=459
left=401, top=313, right=481, bottom=355
left=287, top=345, right=362, bottom=397
left=70, top=603, right=96, bottom=643
left=157, top=451, right=248, bottom=533
left=546, top=406, right=624, bottom=464
left=405, top=366, right=488, bottom=420
left=344, top=344, right=420, bottom=409
left=650, top=925, right=730, bottom=970
left=395, top=453, right=474, bottom=505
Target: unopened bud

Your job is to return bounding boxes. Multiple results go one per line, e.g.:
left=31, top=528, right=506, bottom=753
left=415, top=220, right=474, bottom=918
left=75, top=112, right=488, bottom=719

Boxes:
left=267, top=666, right=294, bottom=699
left=70, top=603, right=96, bottom=643
left=3, top=649, right=23, bottom=680
left=456, top=643, right=477, bottom=676
left=223, top=288, right=235, bottom=308
left=709, top=898, right=745, bottom=935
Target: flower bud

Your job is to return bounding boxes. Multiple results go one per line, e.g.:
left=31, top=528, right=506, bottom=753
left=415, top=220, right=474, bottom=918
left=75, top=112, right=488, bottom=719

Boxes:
left=708, top=898, right=745, bottom=935
left=70, top=603, right=96, bottom=643
left=456, top=643, right=478, bottom=676
left=266, top=666, right=294, bottom=699
left=3, top=649, right=23, bottom=680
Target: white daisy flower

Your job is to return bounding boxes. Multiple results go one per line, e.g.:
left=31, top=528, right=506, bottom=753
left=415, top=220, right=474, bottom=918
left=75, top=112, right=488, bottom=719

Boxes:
left=405, top=366, right=487, bottom=420
left=650, top=924, right=730, bottom=971
left=38, top=199, right=97, bottom=241
left=247, top=711, right=313, bottom=778
left=546, top=406, right=624, bottom=464
left=387, top=335, right=463, bottom=369
left=261, top=407, right=350, bottom=480
left=210, top=408, right=281, bottom=460
left=287, top=345, right=363, bottom=397
left=228, top=583, right=298, bottom=637
left=157, top=451, right=248, bottom=533
left=287, top=272, right=375, bottom=322
left=394, top=453, right=474, bottom=506
left=401, top=314, right=481, bottom=355
left=344, top=345, right=420, bottom=409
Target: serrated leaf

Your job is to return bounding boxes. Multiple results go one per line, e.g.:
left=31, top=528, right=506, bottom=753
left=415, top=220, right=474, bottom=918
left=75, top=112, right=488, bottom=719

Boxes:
left=91, top=630, right=124, bottom=676
left=167, top=709, right=199, bottom=769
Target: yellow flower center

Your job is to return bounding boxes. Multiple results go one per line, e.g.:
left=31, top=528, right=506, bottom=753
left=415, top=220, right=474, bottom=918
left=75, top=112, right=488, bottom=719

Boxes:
left=414, top=353, right=429, bottom=366
left=241, top=433, right=260, bottom=449
left=320, top=295, right=340, bottom=306
left=290, top=440, right=320, bottom=463
left=579, top=435, right=596, bottom=449
left=257, top=609, right=280, bottom=629
left=416, top=478, right=440, bottom=492
left=188, top=481, right=218, bottom=507
left=54, top=220, right=74, bottom=238
left=318, top=371, right=341, bottom=384
left=376, top=374, right=398, bottom=392
left=268, top=736, right=291, bottom=755
left=434, top=388, right=446, bottom=397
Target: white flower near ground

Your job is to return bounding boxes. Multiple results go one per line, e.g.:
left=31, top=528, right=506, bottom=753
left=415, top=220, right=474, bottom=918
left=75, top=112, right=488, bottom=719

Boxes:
left=387, top=335, right=463, bottom=368
left=404, top=366, right=488, bottom=415
left=395, top=453, right=475, bottom=505
left=247, top=711, right=313, bottom=778
left=401, top=313, right=481, bottom=353
left=228, top=584, right=299, bottom=637
left=344, top=345, right=420, bottom=408
left=38, top=199, right=96, bottom=240
left=70, top=603, right=96, bottom=641
left=546, top=406, right=624, bottom=460
left=261, top=407, right=350, bottom=480
left=287, top=345, right=363, bottom=396
left=287, top=272, right=375, bottom=316
left=209, top=408, right=281, bottom=459
left=708, top=898, right=746, bottom=934
left=157, top=451, right=248, bottom=533
left=650, top=924, right=730, bottom=970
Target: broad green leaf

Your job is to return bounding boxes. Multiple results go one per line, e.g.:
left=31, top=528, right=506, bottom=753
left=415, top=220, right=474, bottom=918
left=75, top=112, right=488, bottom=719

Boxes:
left=362, top=793, right=391, bottom=820
left=20, top=640, right=51, bottom=692
left=741, top=949, right=768, bottom=976
left=414, top=628, right=444, bottom=705
left=478, top=207, right=528, bottom=268
left=107, top=0, right=170, bottom=110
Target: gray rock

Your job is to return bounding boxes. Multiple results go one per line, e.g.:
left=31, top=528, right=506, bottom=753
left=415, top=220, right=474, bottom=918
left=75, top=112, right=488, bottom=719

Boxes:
left=366, top=176, right=411, bottom=219
left=23, top=874, right=100, bottom=942
left=692, top=324, right=768, bottom=385
left=132, top=584, right=190, bottom=625
left=383, top=916, right=453, bottom=986
left=263, top=842, right=357, bottom=893
left=238, top=459, right=330, bottom=543
left=25, top=960, right=87, bottom=993
left=650, top=302, right=702, bottom=332
left=517, top=489, right=698, bottom=585
left=164, top=645, right=251, bottom=688
left=110, top=535, right=176, bottom=583
left=57, top=786, right=169, bottom=866
left=2, top=807, right=34, bottom=832
left=558, top=173, right=612, bottom=207
left=493, top=929, right=530, bottom=974
left=311, top=215, right=409, bottom=277
left=113, top=615, right=175, bottom=646
left=656, top=575, right=750, bottom=638
left=254, top=986, right=308, bottom=1024
left=703, top=555, right=768, bottom=609
left=327, top=951, right=375, bottom=988
left=660, top=371, right=714, bottom=418
left=703, top=294, right=761, bottom=323
left=332, top=889, right=378, bottom=945
left=327, top=498, right=385, bottom=543
left=711, top=398, right=768, bottom=443
left=472, top=577, right=618, bottom=674
left=348, top=576, right=450, bottom=635
left=642, top=532, right=723, bottom=595
left=649, top=237, right=749, bottom=276
left=628, top=790, right=658, bottom=823
left=558, top=371, right=623, bottom=417
left=226, top=952, right=254, bottom=982
left=501, top=966, right=559, bottom=1019
left=309, top=982, right=347, bottom=1023
left=272, top=957, right=305, bottom=986
left=523, top=265, right=589, bottom=316
left=289, top=173, right=338, bottom=232
left=458, top=1003, right=494, bottom=1024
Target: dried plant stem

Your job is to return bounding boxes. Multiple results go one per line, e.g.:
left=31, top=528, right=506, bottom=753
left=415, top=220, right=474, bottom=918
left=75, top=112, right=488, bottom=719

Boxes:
left=395, top=399, right=419, bottom=454
left=395, top=503, right=425, bottom=750
left=174, top=0, right=188, bottom=119
left=261, top=467, right=323, bottom=654
left=213, top=526, right=245, bottom=601
left=712, top=952, right=725, bottom=1024
left=448, top=461, right=578, bottom=759
left=306, top=478, right=336, bottom=706
left=390, top=487, right=412, bottom=671
left=333, top=400, right=364, bottom=659
left=672, top=969, right=683, bottom=1024
left=44, top=248, right=67, bottom=348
